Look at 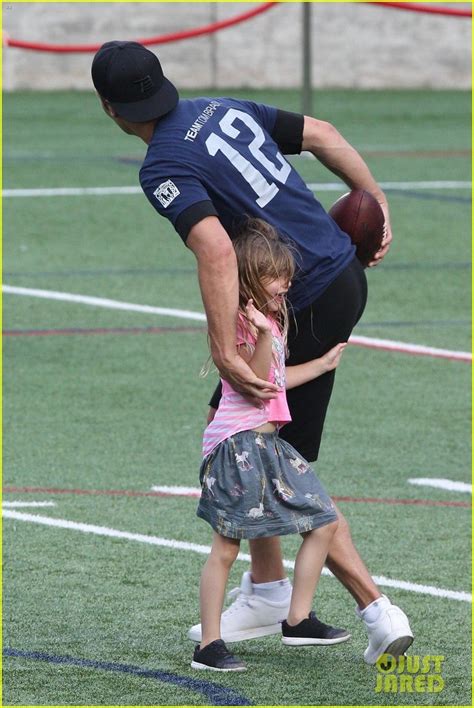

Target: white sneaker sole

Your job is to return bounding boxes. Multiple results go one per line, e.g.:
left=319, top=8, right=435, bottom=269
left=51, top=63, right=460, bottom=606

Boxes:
left=190, top=660, right=247, bottom=672
left=188, top=622, right=282, bottom=643
left=364, top=634, right=414, bottom=665
left=282, top=633, right=351, bottom=646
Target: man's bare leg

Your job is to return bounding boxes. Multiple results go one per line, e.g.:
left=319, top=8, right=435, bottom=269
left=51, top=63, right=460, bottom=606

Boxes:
left=324, top=505, right=381, bottom=609
left=245, top=505, right=412, bottom=665
left=189, top=491, right=412, bottom=662
left=248, top=536, right=286, bottom=583
left=248, top=507, right=379, bottom=607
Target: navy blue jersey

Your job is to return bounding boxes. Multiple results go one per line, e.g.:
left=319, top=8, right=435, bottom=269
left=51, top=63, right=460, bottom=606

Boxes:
left=140, top=97, right=355, bottom=310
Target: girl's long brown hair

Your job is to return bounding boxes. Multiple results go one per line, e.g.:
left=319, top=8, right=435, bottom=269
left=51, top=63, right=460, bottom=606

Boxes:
left=233, top=218, right=296, bottom=348
left=200, top=219, right=296, bottom=378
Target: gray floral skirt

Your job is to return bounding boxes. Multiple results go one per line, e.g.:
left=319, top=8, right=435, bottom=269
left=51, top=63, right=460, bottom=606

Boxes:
left=197, top=430, right=337, bottom=539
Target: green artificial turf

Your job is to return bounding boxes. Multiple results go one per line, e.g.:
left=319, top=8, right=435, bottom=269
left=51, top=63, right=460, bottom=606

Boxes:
left=3, top=88, right=471, bottom=706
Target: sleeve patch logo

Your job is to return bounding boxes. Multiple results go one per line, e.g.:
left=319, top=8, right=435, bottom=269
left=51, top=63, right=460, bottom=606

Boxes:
left=153, top=180, right=180, bottom=208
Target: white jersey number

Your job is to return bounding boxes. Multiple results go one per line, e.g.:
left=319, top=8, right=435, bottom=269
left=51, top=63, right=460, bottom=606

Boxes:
left=205, top=108, right=291, bottom=208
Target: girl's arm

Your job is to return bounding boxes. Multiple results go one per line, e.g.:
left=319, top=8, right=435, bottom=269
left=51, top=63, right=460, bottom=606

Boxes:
left=286, top=343, right=347, bottom=390
left=238, top=300, right=273, bottom=381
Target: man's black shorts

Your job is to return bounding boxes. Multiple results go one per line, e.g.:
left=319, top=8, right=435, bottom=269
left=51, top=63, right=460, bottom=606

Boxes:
left=281, top=256, right=367, bottom=461
left=209, top=257, right=368, bottom=463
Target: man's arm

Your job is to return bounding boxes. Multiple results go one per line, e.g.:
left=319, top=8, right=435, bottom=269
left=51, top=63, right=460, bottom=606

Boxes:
left=186, top=216, right=278, bottom=401
left=302, top=116, right=392, bottom=265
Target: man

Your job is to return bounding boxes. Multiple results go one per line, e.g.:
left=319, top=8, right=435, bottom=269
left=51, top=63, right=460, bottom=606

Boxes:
left=91, top=40, right=413, bottom=665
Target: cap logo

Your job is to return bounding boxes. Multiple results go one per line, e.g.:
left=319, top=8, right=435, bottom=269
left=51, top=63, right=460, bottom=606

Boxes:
left=134, top=75, right=155, bottom=95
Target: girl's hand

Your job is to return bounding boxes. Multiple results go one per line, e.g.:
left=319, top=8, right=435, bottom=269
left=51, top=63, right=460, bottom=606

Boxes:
left=245, top=299, right=271, bottom=334
left=286, top=342, right=347, bottom=389
left=320, top=342, right=347, bottom=372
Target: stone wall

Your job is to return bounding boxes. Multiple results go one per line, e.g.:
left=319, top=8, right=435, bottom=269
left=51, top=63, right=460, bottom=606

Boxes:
left=3, top=2, right=471, bottom=91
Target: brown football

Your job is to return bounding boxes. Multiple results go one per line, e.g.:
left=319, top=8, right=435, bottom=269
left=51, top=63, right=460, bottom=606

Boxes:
left=328, top=189, right=385, bottom=267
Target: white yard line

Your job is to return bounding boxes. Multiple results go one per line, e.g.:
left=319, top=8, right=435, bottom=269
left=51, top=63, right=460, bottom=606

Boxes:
left=2, top=501, right=56, bottom=508
left=2, top=181, right=471, bottom=198
left=408, top=478, right=472, bottom=494
left=3, top=285, right=470, bottom=362
left=2, top=285, right=206, bottom=321
left=151, top=485, right=201, bottom=497
left=307, top=181, right=471, bottom=192
left=3, top=510, right=471, bottom=604
left=2, top=186, right=143, bottom=198
left=349, top=335, right=471, bottom=363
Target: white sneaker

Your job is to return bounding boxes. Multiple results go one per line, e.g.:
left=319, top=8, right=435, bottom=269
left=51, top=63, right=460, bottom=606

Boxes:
left=358, top=595, right=414, bottom=665
left=188, top=571, right=290, bottom=643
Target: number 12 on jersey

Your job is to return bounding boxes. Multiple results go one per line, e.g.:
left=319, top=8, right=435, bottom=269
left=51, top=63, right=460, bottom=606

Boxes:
left=205, top=108, right=291, bottom=208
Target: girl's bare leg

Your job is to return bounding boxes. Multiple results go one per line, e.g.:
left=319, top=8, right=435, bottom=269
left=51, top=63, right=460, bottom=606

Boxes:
left=287, top=520, right=338, bottom=626
left=200, top=532, right=240, bottom=648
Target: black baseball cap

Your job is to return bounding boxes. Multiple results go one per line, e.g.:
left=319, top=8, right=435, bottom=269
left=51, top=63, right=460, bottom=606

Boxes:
left=91, top=40, right=179, bottom=122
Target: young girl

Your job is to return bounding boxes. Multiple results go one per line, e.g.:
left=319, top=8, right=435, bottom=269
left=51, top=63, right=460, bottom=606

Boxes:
left=192, top=219, right=349, bottom=672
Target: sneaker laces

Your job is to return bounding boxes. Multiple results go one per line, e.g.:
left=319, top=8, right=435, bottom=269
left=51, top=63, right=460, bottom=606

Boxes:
left=227, top=587, right=241, bottom=601
left=222, top=587, right=252, bottom=616
left=309, top=613, right=331, bottom=630
left=211, top=640, right=235, bottom=661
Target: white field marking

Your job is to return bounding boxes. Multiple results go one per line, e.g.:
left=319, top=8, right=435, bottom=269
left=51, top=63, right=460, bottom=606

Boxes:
left=408, top=478, right=472, bottom=494
left=2, top=501, right=56, bottom=508
left=307, top=181, right=471, bottom=192
left=2, top=186, right=143, bottom=198
left=3, top=509, right=471, bottom=604
left=349, top=335, right=472, bottom=363
left=2, top=181, right=471, bottom=199
left=2, top=285, right=206, bottom=322
left=151, top=485, right=201, bottom=497
left=3, top=284, right=470, bottom=362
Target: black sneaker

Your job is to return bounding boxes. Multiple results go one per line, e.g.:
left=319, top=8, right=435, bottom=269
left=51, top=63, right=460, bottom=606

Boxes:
left=282, top=611, right=351, bottom=646
left=191, top=639, right=247, bottom=671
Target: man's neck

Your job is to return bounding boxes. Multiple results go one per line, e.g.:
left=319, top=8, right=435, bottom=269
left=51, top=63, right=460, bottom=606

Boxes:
left=134, top=119, right=158, bottom=145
